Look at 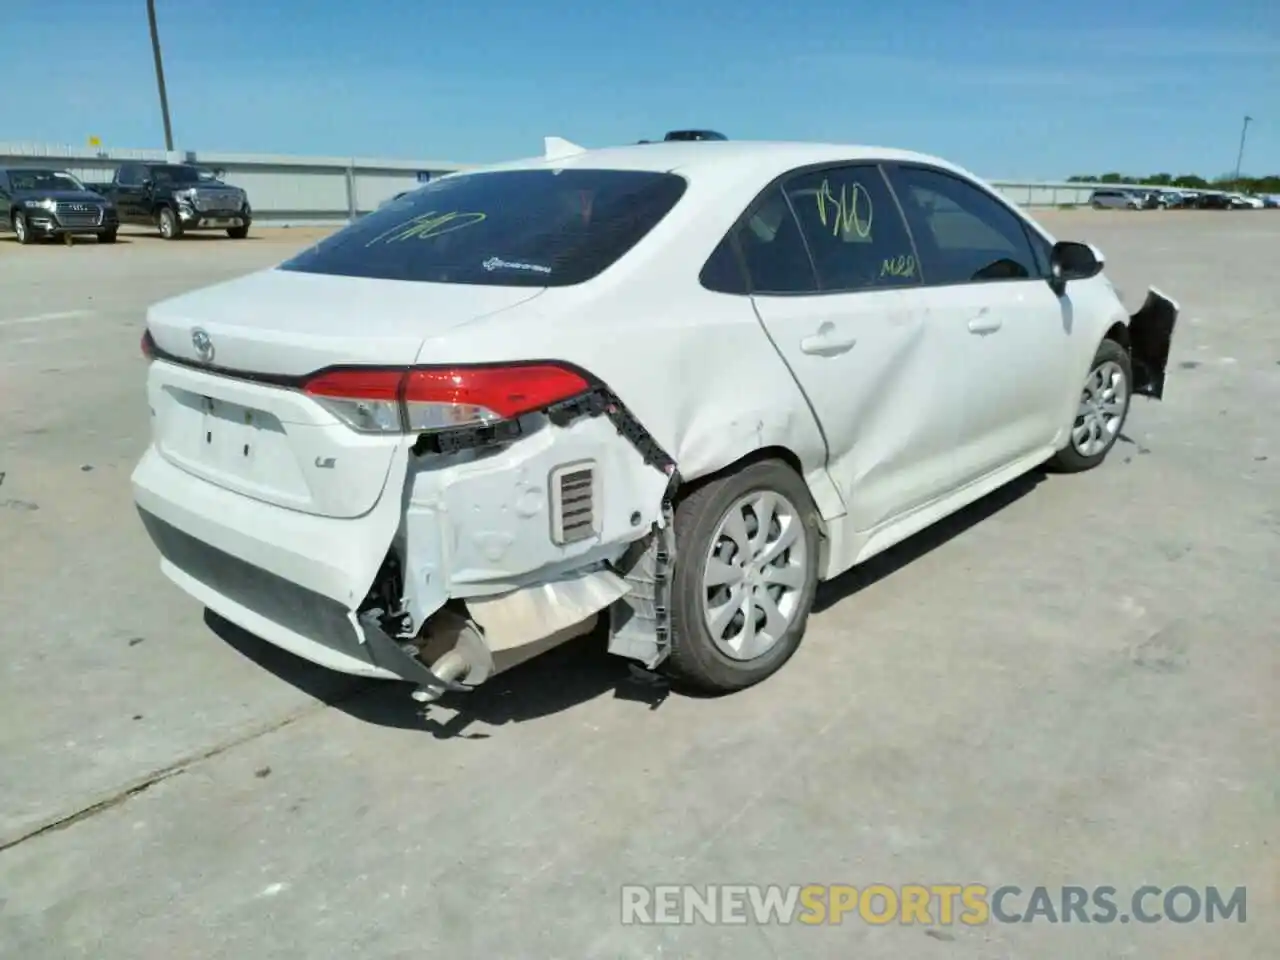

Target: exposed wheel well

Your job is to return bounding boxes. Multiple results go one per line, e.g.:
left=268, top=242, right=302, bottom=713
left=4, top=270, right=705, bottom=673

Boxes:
left=676, top=445, right=807, bottom=502
left=1106, top=320, right=1131, bottom=353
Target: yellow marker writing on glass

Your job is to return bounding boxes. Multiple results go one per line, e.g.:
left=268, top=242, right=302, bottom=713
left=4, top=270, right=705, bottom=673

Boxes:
left=815, top=180, right=873, bottom=239
left=880, top=254, right=916, bottom=278
left=365, top=211, right=486, bottom=247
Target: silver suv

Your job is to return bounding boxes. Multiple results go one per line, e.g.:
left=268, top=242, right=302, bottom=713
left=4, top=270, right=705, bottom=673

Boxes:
left=1089, top=188, right=1143, bottom=210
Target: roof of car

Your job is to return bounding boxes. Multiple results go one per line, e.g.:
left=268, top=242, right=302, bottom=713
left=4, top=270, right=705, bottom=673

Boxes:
left=462, top=139, right=977, bottom=185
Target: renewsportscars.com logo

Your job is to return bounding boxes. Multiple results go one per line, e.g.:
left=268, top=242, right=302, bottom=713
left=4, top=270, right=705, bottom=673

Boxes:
left=621, top=884, right=1248, bottom=926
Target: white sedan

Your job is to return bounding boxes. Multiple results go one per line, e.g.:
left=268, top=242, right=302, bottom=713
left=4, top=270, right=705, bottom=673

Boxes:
left=132, top=137, right=1179, bottom=701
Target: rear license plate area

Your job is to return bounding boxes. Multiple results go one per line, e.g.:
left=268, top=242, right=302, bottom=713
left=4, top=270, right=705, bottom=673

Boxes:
left=199, top=396, right=265, bottom=466
left=157, top=387, right=281, bottom=478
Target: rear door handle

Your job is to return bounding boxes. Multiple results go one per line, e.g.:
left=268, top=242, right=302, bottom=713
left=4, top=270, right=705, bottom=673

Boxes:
left=800, top=322, right=857, bottom=356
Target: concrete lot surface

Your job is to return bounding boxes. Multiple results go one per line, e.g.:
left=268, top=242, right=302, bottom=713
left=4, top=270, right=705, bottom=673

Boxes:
left=1, top=213, right=1276, bottom=958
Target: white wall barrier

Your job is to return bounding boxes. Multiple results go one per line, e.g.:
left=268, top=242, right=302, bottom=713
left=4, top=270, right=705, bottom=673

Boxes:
left=0, top=140, right=1193, bottom=226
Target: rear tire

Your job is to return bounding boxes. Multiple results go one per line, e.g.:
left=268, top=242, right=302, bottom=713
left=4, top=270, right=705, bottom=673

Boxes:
left=1048, top=338, right=1132, bottom=473
left=158, top=207, right=183, bottom=240
left=664, top=459, right=821, bottom=693
left=226, top=223, right=249, bottom=239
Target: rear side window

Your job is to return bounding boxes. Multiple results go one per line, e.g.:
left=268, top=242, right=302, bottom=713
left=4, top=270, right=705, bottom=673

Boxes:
left=783, top=165, right=921, bottom=292
left=280, top=169, right=688, bottom=287
left=732, top=186, right=819, bottom=294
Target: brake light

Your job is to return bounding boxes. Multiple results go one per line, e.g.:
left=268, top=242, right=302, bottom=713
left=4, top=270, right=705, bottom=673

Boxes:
left=301, top=364, right=590, bottom=435
left=141, top=329, right=155, bottom=361
left=303, top=368, right=405, bottom=433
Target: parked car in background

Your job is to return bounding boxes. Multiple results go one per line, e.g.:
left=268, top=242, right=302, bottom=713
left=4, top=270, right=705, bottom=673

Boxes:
left=0, top=167, right=120, bottom=244
left=132, top=136, right=1179, bottom=705
left=1262, top=195, right=1280, bottom=209
left=1089, top=188, right=1143, bottom=210
left=1155, top=190, right=1189, bottom=208
left=88, top=162, right=252, bottom=239
left=1191, top=192, right=1232, bottom=209
left=1230, top=193, right=1265, bottom=210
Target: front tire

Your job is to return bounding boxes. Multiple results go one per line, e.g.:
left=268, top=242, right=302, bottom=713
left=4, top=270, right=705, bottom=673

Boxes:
left=13, top=211, right=33, bottom=244
left=226, top=223, right=249, bottom=239
left=665, top=459, right=821, bottom=693
left=98, top=229, right=118, bottom=244
left=158, top=207, right=183, bottom=240
left=1049, top=338, right=1132, bottom=473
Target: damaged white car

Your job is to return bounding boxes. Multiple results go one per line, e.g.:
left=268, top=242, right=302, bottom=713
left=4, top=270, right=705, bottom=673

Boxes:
left=132, top=137, right=1178, bottom=702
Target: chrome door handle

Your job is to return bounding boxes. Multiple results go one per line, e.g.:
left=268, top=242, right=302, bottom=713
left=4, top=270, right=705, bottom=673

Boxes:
left=800, top=322, right=857, bottom=356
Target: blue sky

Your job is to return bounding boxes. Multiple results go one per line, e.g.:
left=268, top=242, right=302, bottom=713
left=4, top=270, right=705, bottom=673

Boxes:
left=5, top=0, right=1277, bottom=179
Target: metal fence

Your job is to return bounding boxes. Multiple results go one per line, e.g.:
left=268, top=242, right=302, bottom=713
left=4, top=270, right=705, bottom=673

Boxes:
left=0, top=140, right=1192, bottom=226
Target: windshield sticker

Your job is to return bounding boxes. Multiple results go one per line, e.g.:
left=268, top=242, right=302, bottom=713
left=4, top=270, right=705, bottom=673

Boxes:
left=815, top=179, right=874, bottom=239
left=482, top=257, right=552, bottom=275
left=880, top=254, right=917, bottom=278
left=364, top=211, right=486, bottom=246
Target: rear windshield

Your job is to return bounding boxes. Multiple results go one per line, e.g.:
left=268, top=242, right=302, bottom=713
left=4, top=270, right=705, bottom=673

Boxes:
left=278, top=169, right=688, bottom=287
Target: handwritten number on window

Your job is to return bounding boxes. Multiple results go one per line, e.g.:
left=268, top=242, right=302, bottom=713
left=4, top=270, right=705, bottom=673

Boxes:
left=364, top=211, right=486, bottom=247
left=814, top=179, right=873, bottom=239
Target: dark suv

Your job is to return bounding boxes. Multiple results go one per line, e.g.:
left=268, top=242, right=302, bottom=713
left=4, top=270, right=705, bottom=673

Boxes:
left=0, top=167, right=120, bottom=244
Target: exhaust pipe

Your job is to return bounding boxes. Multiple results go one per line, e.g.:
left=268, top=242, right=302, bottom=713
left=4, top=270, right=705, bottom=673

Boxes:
left=408, top=608, right=495, bottom=704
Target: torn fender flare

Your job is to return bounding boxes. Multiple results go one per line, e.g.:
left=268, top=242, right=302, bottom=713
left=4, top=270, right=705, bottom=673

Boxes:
left=1128, top=286, right=1179, bottom=400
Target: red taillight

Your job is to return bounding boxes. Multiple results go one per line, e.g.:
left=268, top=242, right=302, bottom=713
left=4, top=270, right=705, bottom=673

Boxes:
left=302, top=368, right=403, bottom=401
left=300, top=363, right=590, bottom=435
left=403, top=365, right=590, bottom=421
left=141, top=329, right=155, bottom=360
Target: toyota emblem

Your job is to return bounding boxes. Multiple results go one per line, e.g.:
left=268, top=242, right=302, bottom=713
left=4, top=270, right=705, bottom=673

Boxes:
left=191, top=328, right=215, bottom=364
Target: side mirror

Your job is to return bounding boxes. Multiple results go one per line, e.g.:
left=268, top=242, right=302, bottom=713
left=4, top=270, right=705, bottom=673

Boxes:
left=141, top=178, right=154, bottom=190
left=1048, top=240, right=1104, bottom=295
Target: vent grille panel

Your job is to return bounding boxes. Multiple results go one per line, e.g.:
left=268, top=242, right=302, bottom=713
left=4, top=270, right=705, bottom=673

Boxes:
left=551, top=464, right=596, bottom=545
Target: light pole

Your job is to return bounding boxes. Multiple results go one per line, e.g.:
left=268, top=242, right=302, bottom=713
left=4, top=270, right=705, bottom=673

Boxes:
left=1232, top=115, right=1253, bottom=184
left=147, top=0, right=174, bottom=151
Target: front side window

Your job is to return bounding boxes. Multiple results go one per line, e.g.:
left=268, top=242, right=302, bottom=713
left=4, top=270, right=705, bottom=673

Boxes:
left=783, top=165, right=921, bottom=292
left=888, top=165, right=1040, bottom=286
left=280, top=169, right=688, bottom=287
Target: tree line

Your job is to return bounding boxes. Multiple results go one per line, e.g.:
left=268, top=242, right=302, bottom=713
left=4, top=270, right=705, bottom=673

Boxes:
left=1066, top=172, right=1280, bottom=193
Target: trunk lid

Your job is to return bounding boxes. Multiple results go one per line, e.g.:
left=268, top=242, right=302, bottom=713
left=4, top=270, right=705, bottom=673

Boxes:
left=144, top=269, right=545, bottom=518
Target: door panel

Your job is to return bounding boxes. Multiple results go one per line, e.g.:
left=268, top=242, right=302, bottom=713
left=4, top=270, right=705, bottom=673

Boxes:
left=741, top=165, right=968, bottom=532
left=751, top=290, right=965, bottom=531
left=885, top=164, right=1074, bottom=482
left=904, top=281, right=1069, bottom=485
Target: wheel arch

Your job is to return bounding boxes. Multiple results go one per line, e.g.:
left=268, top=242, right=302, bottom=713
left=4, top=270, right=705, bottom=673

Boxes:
left=674, top=444, right=835, bottom=535
left=678, top=444, right=804, bottom=494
